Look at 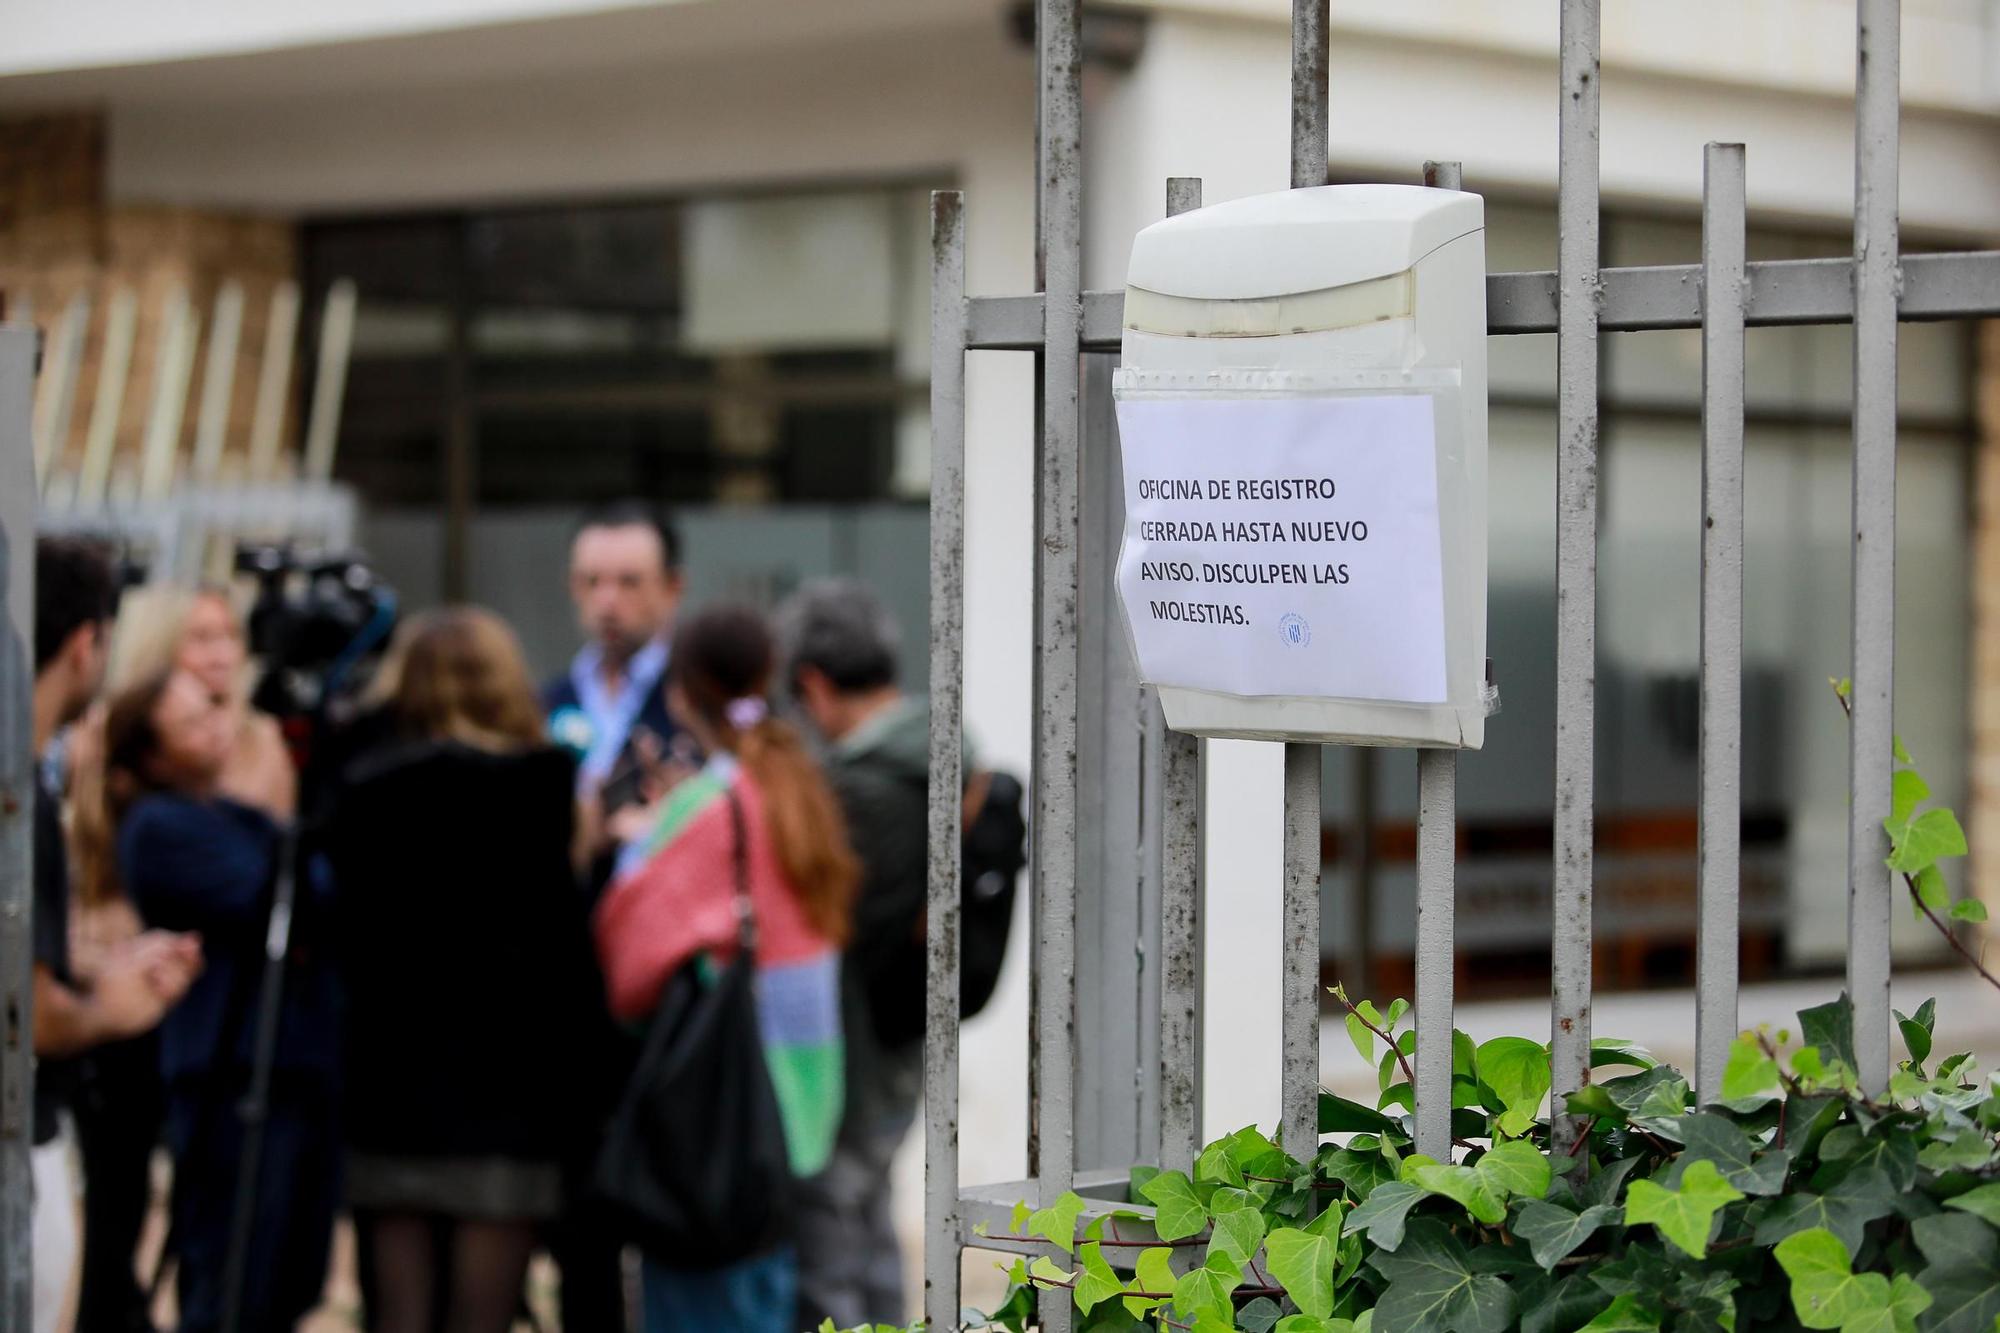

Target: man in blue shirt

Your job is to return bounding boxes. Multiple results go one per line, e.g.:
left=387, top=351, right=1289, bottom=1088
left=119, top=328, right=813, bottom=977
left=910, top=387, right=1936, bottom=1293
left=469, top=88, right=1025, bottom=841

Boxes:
left=540, top=499, right=686, bottom=1332
left=544, top=501, right=689, bottom=879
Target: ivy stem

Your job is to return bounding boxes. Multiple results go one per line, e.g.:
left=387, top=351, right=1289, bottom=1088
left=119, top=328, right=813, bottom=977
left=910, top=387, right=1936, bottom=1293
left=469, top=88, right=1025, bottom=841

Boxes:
left=1830, top=681, right=2000, bottom=998
left=1329, top=988, right=1418, bottom=1093
left=1901, top=867, right=2000, bottom=993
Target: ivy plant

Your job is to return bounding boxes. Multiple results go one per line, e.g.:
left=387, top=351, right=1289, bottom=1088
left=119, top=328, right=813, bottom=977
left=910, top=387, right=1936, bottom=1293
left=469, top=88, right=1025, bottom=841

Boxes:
left=823, top=702, right=1997, bottom=1333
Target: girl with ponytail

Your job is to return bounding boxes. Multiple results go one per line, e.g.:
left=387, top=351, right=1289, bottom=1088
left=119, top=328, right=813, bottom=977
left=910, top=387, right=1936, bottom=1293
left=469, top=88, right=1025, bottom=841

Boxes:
left=594, top=604, right=858, bottom=1333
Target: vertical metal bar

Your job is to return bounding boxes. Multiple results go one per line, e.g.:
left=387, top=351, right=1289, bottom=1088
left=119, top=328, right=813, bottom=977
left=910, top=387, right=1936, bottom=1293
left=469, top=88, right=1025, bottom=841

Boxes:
left=32, top=294, right=88, bottom=490
left=138, top=287, right=199, bottom=501
left=246, top=281, right=299, bottom=481
left=1696, top=143, right=1748, bottom=1104
left=1550, top=0, right=1602, bottom=1157
left=192, top=281, right=246, bottom=483
left=1413, top=750, right=1457, bottom=1158
left=1034, top=4, right=1082, bottom=1322
left=1290, top=0, right=1330, bottom=190
left=1847, top=0, right=1900, bottom=1095
left=1281, top=745, right=1322, bottom=1157
left=1157, top=176, right=1205, bottom=1173
left=923, top=190, right=967, bottom=1330
left=302, top=277, right=357, bottom=482
left=1280, top=0, right=1332, bottom=1162
left=77, top=288, right=137, bottom=505
left=0, top=326, right=37, bottom=1333
left=1077, top=351, right=1152, bottom=1170
left=1412, top=159, right=1464, bottom=1164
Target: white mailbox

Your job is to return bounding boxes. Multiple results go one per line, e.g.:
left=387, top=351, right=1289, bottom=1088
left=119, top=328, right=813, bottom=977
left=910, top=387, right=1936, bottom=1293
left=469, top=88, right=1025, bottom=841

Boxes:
left=1113, top=183, right=1490, bottom=748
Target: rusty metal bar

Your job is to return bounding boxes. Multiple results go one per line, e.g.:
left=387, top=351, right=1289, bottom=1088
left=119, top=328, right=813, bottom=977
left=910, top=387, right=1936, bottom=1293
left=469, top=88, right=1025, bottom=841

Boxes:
left=1550, top=0, right=1602, bottom=1159
left=1156, top=175, right=1206, bottom=1175
left=1847, top=0, right=1900, bottom=1094
left=1280, top=0, right=1332, bottom=1163
left=1696, top=143, right=1747, bottom=1104
left=1034, top=1, right=1083, bottom=1325
left=0, top=326, right=36, bottom=1333
left=923, top=190, right=967, bottom=1328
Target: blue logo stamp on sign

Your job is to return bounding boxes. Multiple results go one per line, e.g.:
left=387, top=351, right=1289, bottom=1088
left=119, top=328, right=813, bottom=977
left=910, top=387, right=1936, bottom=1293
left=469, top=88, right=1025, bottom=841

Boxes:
left=1278, top=613, right=1312, bottom=648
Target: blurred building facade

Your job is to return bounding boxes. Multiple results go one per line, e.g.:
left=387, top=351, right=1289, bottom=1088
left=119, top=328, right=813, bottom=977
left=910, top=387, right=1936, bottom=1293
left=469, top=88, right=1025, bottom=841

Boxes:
left=3, top=0, right=1999, bottom=1141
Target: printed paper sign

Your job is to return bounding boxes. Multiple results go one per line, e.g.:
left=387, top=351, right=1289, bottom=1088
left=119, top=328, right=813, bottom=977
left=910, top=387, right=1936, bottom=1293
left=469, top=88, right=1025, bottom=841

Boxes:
left=1115, top=393, right=1448, bottom=704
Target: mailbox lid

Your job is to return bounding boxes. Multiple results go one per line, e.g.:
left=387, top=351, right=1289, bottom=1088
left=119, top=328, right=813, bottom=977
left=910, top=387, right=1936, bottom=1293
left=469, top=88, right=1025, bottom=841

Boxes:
left=1127, top=184, right=1481, bottom=302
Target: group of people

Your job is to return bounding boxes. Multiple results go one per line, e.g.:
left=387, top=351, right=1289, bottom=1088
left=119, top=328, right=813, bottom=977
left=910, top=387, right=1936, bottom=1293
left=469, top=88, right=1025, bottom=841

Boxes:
left=28, top=498, right=994, bottom=1333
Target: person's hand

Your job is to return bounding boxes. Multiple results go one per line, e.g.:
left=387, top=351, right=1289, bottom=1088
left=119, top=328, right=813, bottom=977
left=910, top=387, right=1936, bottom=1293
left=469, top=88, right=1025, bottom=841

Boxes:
left=120, top=931, right=204, bottom=1006
left=607, top=799, right=660, bottom=847
left=87, top=954, right=175, bottom=1041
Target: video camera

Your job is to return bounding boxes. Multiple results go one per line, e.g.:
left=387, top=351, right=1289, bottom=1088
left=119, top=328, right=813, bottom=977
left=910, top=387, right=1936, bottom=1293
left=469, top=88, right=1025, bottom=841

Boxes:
left=234, top=543, right=397, bottom=743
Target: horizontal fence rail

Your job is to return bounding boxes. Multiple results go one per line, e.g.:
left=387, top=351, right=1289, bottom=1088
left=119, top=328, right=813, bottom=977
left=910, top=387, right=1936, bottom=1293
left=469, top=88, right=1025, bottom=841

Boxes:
left=961, top=248, right=2000, bottom=351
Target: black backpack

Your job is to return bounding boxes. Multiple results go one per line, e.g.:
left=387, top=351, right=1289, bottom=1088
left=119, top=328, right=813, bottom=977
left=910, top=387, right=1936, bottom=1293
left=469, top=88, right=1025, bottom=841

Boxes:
left=865, top=770, right=1025, bottom=1050
left=959, top=771, right=1026, bottom=1020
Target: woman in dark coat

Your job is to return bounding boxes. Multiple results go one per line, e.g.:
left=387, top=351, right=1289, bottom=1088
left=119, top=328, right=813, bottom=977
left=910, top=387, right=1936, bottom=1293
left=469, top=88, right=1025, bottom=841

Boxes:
left=327, top=607, right=610, bottom=1333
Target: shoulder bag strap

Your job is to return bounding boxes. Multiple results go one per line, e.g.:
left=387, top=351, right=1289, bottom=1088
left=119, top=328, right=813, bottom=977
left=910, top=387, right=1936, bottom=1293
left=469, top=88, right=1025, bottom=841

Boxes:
left=724, top=783, right=755, bottom=952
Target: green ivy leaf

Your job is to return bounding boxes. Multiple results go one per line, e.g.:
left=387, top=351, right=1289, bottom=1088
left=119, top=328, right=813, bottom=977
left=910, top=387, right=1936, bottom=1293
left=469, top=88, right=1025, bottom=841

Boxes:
left=1583, top=1154, right=1647, bottom=1210
left=1911, top=1213, right=2000, bottom=1333
left=1895, top=1009, right=1935, bottom=1067
left=1348, top=1012, right=1377, bottom=1066
left=1590, top=1038, right=1659, bottom=1071
left=1128, top=1247, right=1176, bottom=1319
left=1716, top=1033, right=1780, bottom=1105
left=1138, top=1170, right=1206, bottom=1242
left=1072, top=1242, right=1123, bottom=1314
left=1576, top=1294, right=1664, bottom=1331
left=1344, top=1180, right=1425, bottom=1251
left=1231, top=1296, right=1283, bottom=1333
left=1520, top=1273, right=1615, bottom=1333
left=1028, top=1191, right=1086, bottom=1255
left=1623, top=1160, right=1744, bottom=1259
left=1773, top=1226, right=1917, bottom=1331
left=1949, top=898, right=1988, bottom=924
left=1477, top=1140, right=1553, bottom=1201
left=1512, top=1200, right=1621, bottom=1271
left=1371, top=1220, right=1517, bottom=1333
left=1321, top=1144, right=1397, bottom=1200
left=1267, top=1225, right=1339, bottom=1320
left=1914, top=866, right=1951, bottom=916
left=1891, top=768, right=1931, bottom=826
left=1011, top=1199, right=1033, bottom=1234
left=1818, top=1127, right=1920, bottom=1193
left=1196, top=1139, right=1246, bottom=1191
left=1319, top=1091, right=1401, bottom=1136
left=1476, top=1037, right=1553, bottom=1137
left=1406, top=1160, right=1506, bottom=1226
left=1602, top=1065, right=1693, bottom=1120
left=1662, top=1113, right=1791, bottom=1196
left=1800, top=996, right=1859, bottom=1071
left=1171, top=1250, right=1242, bottom=1325
left=1751, top=1166, right=1897, bottom=1253
left=1029, top=1254, right=1077, bottom=1285
left=1207, top=1204, right=1267, bottom=1271
left=1893, top=733, right=1912, bottom=763
left=1275, top=1318, right=1334, bottom=1333
left=1943, top=1183, right=2000, bottom=1229
left=1888, top=808, right=1968, bottom=874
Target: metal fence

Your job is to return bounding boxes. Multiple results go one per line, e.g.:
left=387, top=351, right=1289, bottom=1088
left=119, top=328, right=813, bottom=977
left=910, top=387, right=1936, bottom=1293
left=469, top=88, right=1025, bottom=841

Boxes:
left=922, top=0, right=2000, bottom=1328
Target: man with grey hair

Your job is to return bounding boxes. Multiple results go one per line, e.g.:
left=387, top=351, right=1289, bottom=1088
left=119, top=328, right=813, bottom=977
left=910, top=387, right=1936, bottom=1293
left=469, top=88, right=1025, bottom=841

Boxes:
left=776, top=578, right=931, bottom=1329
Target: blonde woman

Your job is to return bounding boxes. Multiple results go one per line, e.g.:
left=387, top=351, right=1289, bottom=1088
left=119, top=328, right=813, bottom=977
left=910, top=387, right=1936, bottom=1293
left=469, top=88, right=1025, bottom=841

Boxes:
left=102, top=583, right=296, bottom=821
left=325, top=608, right=612, bottom=1333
